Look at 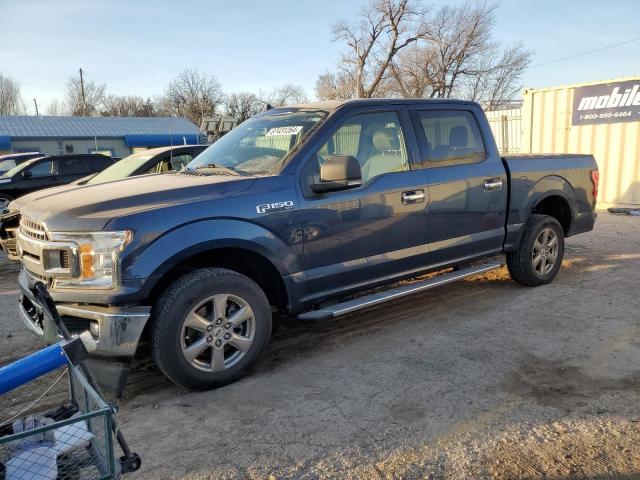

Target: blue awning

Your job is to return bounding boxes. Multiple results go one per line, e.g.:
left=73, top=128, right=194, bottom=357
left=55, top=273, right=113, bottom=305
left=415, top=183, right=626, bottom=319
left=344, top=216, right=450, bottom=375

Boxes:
left=124, top=134, right=199, bottom=148
left=0, top=136, right=10, bottom=150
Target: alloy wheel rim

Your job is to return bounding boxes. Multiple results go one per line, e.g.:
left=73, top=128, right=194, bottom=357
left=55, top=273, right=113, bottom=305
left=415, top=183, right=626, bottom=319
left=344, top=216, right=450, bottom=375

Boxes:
left=532, top=227, right=558, bottom=275
left=180, top=294, right=255, bottom=373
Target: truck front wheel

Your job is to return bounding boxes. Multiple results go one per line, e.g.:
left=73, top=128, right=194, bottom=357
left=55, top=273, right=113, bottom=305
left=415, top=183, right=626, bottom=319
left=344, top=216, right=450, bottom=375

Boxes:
left=506, top=214, right=565, bottom=287
left=150, top=268, right=272, bottom=390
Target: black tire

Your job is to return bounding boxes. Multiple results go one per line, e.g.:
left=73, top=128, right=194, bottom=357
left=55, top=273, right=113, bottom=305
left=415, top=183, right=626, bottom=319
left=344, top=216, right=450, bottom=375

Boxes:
left=0, top=193, right=13, bottom=211
left=506, top=214, right=565, bottom=287
left=150, top=268, right=272, bottom=390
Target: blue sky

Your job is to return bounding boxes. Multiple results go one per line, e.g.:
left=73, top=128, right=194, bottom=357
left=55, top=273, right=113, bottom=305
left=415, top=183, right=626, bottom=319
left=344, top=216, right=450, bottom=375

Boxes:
left=2, top=0, right=639, bottom=114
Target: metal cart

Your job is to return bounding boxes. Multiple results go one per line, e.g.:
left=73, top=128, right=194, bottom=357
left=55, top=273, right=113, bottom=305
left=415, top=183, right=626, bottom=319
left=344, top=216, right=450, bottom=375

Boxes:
left=0, top=282, right=141, bottom=479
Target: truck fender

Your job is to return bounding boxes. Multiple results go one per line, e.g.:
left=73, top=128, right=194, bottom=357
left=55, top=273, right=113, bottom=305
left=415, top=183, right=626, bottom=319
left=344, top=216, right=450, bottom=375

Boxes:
left=121, top=219, right=298, bottom=285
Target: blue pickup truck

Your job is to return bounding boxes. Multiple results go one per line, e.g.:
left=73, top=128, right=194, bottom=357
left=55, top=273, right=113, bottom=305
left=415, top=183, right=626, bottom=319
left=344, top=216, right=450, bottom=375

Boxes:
left=12, top=99, right=598, bottom=391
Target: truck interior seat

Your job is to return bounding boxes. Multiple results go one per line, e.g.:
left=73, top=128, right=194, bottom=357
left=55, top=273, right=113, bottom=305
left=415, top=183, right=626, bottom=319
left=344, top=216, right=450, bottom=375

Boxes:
left=449, top=125, right=469, bottom=148
left=361, top=129, right=406, bottom=181
left=447, top=125, right=478, bottom=159
left=431, top=125, right=471, bottom=161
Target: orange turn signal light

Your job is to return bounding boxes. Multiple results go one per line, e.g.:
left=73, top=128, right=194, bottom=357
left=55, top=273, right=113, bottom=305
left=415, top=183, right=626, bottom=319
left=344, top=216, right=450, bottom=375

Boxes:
left=79, top=244, right=93, bottom=278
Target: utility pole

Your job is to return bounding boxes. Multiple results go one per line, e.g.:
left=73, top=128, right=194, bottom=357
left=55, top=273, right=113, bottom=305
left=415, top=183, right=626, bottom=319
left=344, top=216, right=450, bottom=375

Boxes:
left=79, top=68, right=86, bottom=116
left=33, top=98, right=39, bottom=116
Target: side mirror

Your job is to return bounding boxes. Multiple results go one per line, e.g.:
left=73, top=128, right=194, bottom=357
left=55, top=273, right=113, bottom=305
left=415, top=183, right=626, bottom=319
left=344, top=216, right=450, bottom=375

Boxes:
left=21, top=170, right=32, bottom=178
left=311, top=155, right=362, bottom=193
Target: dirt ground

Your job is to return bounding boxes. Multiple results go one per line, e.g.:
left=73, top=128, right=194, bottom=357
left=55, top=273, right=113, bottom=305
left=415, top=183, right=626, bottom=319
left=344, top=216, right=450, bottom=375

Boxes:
left=1, top=212, right=639, bottom=479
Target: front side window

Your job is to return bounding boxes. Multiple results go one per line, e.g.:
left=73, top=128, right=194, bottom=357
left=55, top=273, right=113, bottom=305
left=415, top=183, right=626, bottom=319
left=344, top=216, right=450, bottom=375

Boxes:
left=169, top=154, right=193, bottom=170
left=416, top=110, right=486, bottom=166
left=187, top=109, right=327, bottom=176
left=145, top=154, right=195, bottom=174
left=26, top=160, right=55, bottom=177
left=313, top=111, right=409, bottom=183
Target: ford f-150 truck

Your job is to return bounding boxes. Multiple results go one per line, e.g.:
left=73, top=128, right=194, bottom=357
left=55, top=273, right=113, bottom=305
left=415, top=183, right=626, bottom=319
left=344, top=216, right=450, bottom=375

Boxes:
left=13, top=99, right=598, bottom=392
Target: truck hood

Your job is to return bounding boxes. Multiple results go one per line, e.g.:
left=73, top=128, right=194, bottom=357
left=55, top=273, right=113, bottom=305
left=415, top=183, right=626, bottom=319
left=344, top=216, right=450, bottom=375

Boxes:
left=9, top=183, right=85, bottom=213
left=20, top=173, right=255, bottom=232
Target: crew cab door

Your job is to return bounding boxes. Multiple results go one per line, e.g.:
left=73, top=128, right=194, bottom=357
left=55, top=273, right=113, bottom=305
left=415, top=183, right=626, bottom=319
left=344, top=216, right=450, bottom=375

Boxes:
left=410, top=106, right=507, bottom=264
left=297, top=107, right=429, bottom=301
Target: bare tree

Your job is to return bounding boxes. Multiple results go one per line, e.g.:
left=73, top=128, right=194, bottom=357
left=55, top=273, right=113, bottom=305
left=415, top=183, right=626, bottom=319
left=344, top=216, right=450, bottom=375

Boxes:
left=265, top=84, right=309, bottom=107
left=387, top=1, right=530, bottom=106
left=332, top=0, right=426, bottom=98
left=224, top=92, right=262, bottom=122
left=101, top=95, right=156, bottom=117
left=418, top=1, right=497, bottom=98
left=64, top=75, right=106, bottom=116
left=315, top=71, right=357, bottom=101
left=0, top=73, right=26, bottom=115
left=389, top=43, right=440, bottom=97
left=158, top=69, right=224, bottom=126
left=45, top=99, right=64, bottom=116
left=479, top=43, right=531, bottom=109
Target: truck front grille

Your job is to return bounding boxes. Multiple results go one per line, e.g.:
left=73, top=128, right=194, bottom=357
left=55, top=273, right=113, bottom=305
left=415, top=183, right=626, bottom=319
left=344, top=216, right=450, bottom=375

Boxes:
left=16, top=217, right=77, bottom=281
left=20, top=217, right=48, bottom=241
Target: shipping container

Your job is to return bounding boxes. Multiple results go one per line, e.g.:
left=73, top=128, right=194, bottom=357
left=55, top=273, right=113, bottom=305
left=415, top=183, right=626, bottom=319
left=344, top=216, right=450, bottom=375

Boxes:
left=521, top=76, right=640, bottom=206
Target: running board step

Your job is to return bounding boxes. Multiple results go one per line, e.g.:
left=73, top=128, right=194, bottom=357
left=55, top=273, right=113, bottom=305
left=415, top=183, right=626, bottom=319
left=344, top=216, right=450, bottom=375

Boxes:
left=297, top=262, right=502, bottom=321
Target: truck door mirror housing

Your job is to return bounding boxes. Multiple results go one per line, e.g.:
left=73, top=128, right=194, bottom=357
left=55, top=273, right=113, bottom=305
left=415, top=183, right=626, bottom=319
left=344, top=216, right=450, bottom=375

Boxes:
left=22, top=170, right=32, bottom=178
left=311, top=155, right=362, bottom=193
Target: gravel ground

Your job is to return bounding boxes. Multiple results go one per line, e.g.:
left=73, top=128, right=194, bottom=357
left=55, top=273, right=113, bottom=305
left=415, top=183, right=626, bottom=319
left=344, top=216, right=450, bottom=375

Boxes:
left=1, top=212, right=638, bottom=479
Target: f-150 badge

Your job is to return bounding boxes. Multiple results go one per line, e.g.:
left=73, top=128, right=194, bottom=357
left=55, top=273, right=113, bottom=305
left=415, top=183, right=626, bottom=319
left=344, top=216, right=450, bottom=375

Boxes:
left=256, top=201, right=295, bottom=214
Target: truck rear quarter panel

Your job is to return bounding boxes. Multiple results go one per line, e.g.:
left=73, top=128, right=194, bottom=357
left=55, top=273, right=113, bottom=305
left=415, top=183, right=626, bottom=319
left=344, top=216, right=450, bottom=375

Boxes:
left=503, top=154, right=597, bottom=249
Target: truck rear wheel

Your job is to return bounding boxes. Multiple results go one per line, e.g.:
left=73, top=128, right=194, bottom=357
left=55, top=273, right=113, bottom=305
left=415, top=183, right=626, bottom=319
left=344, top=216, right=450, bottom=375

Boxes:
left=506, top=214, right=565, bottom=287
left=150, top=268, right=272, bottom=390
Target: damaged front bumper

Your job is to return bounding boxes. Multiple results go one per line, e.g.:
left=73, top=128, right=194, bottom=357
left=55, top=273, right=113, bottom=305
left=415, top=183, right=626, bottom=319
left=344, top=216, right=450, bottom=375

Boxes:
left=0, top=209, right=20, bottom=259
left=18, top=269, right=150, bottom=358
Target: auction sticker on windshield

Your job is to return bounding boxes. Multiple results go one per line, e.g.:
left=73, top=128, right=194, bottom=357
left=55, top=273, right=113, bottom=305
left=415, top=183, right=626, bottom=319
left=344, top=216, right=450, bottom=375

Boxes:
left=266, top=126, right=303, bottom=136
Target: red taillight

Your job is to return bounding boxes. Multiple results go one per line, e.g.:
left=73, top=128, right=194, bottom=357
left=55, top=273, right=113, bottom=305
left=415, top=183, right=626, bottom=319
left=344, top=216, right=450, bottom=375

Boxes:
left=590, top=169, right=599, bottom=200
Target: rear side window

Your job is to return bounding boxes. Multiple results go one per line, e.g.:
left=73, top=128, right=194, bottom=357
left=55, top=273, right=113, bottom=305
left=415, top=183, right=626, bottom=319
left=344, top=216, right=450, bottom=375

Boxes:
left=60, top=157, right=91, bottom=174
left=99, top=158, right=114, bottom=169
left=416, top=110, right=486, bottom=166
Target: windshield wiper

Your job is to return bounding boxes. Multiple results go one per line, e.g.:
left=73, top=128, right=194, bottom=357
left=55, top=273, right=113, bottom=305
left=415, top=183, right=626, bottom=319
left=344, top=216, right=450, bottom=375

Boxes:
left=193, top=163, right=243, bottom=176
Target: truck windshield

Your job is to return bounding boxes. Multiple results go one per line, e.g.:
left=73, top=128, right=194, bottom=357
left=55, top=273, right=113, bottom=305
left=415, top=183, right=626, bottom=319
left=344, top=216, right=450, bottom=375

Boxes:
left=4, top=158, right=40, bottom=178
left=0, top=159, right=17, bottom=173
left=186, top=109, right=327, bottom=176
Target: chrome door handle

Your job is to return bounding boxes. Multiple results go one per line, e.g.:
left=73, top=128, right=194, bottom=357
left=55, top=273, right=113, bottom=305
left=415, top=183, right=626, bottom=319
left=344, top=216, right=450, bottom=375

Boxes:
left=401, top=190, right=425, bottom=204
left=483, top=178, right=503, bottom=192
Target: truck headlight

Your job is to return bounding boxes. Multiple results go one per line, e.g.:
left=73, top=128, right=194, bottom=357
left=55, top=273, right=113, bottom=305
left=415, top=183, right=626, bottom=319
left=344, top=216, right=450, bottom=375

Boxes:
left=49, top=231, right=132, bottom=289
